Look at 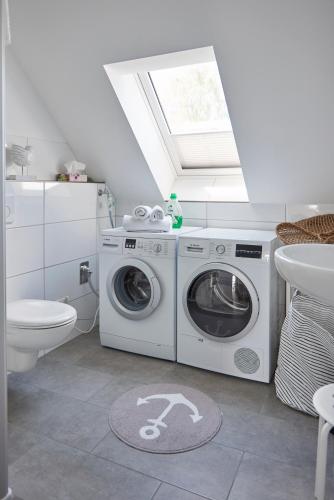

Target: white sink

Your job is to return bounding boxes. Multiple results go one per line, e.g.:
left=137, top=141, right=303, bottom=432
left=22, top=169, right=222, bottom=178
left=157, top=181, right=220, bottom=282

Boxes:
left=275, top=244, right=334, bottom=306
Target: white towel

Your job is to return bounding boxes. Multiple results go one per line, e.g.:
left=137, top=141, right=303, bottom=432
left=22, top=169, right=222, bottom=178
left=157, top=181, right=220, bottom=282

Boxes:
left=122, top=215, right=171, bottom=232
left=150, top=205, right=165, bottom=222
left=132, top=205, right=152, bottom=220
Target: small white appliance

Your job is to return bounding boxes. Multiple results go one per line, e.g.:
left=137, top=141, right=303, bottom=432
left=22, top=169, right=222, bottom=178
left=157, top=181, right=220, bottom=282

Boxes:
left=177, top=228, right=285, bottom=382
left=99, top=226, right=201, bottom=360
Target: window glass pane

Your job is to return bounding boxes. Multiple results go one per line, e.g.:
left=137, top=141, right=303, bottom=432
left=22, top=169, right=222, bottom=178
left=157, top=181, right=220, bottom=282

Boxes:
left=149, top=61, right=233, bottom=135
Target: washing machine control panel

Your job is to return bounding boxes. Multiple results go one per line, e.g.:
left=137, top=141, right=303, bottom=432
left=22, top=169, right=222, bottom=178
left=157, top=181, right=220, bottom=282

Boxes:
left=123, top=238, right=173, bottom=258
left=124, top=238, right=136, bottom=249
left=235, top=244, right=262, bottom=259
left=209, top=241, right=234, bottom=258
left=210, top=241, right=263, bottom=259
left=179, top=238, right=266, bottom=260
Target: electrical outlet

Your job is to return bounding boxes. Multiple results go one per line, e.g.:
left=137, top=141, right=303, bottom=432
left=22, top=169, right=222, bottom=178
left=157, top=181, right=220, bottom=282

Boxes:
left=80, top=261, right=89, bottom=284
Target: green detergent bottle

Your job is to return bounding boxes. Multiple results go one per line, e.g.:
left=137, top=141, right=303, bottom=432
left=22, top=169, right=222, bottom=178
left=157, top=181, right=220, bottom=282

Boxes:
left=166, top=193, right=183, bottom=229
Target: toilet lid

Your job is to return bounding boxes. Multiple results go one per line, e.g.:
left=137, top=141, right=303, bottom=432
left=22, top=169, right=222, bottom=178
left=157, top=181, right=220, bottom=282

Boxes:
left=7, top=300, right=77, bottom=329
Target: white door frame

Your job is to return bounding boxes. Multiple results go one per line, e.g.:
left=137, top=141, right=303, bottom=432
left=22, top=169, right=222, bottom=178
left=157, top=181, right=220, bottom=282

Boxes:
left=0, top=1, right=11, bottom=498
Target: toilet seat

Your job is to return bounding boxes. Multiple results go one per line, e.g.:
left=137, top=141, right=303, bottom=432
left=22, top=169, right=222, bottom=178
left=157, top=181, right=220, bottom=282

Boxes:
left=7, top=299, right=77, bottom=330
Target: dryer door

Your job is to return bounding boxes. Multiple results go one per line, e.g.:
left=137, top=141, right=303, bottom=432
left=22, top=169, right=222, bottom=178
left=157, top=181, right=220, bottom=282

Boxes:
left=107, top=258, right=161, bottom=320
left=184, top=263, right=259, bottom=342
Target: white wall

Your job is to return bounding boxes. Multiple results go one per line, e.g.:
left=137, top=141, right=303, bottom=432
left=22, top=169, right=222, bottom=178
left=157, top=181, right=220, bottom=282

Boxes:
left=5, top=181, right=110, bottom=352
left=115, top=200, right=334, bottom=231
left=6, top=49, right=75, bottom=180
left=7, top=0, right=334, bottom=205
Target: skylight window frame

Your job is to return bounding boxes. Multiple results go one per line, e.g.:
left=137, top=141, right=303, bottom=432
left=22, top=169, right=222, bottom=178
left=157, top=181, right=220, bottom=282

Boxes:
left=136, top=69, right=242, bottom=177
left=136, top=72, right=183, bottom=176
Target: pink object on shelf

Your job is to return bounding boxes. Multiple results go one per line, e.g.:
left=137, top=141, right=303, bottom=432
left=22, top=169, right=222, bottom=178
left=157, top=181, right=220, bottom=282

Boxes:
left=69, top=174, right=87, bottom=182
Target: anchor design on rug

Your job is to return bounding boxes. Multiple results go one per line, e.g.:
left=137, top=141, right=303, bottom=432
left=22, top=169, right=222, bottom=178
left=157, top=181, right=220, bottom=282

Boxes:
left=137, top=393, right=203, bottom=440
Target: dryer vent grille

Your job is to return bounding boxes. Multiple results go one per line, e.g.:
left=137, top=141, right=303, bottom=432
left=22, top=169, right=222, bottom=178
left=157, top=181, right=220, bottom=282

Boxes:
left=234, top=348, right=260, bottom=374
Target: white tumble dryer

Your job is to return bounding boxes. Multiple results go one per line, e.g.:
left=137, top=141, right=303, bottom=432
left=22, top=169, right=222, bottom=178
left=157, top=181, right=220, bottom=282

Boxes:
left=99, top=226, right=200, bottom=361
left=177, top=228, right=285, bottom=382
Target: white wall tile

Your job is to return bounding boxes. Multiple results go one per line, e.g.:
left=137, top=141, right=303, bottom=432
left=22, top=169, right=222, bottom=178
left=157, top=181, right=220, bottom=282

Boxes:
left=115, top=216, right=123, bottom=227
left=6, top=270, right=44, bottom=302
left=5, top=181, right=44, bottom=228
left=45, top=182, right=97, bottom=223
left=45, top=219, right=97, bottom=267
left=183, top=219, right=206, bottom=228
left=286, top=204, right=334, bottom=222
left=6, top=225, right=44, bottom=277
left=207, top=202, right=285, bottom=223
left=206, top=219, right=278, bottom=231
left=179, top=202, right=206, bottom=220
left=69, top=292, right=98, bottom=333
left=45, top=255, right=97, bottom=302
left=115, top=199, right=164, bottom=217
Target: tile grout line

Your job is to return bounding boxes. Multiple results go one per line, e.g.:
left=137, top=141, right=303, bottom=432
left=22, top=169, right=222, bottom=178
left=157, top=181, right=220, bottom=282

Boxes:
left=7, top=255, right=98, bottom=278
left=212, top=437, right=319, bottom=472
left=88, top=431, right=227, bottom=500
left=151, top=482, right=163, bottom=499
left=226, top=450, right=245, bottom=500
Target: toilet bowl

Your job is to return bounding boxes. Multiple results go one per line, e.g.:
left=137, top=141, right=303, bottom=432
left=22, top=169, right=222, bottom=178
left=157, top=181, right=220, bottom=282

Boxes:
left=6, top=299, right=77, bottom=372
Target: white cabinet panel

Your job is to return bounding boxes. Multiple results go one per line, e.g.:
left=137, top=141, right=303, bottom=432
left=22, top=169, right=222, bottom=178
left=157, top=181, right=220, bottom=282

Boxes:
left=45, top=182, right=97, bottom=223
left=45, top=255, right=97, bottom=302
left=6, top=225, right=44, bottom=277
left=45, top=219, right=97, bottom=267
left=5, top=181, right=44, bottom=228
left=207, top=203, right=285, bottom=223
left=6, top=270, right=44, bottom=302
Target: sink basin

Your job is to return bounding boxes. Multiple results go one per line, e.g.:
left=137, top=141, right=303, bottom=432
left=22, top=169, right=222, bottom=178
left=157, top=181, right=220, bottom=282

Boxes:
left=275, top=244, right=334, bottom=307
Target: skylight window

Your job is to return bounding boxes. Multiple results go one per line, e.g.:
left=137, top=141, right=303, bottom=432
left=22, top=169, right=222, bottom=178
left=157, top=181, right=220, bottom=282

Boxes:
left=144, top=61, right=240, bottom=170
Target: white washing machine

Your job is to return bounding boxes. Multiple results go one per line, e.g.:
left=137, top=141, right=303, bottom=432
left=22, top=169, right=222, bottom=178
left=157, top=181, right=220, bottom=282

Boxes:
left=177, top=228, right=285, bottom=382
left=99, top=226, right=200, bottom=361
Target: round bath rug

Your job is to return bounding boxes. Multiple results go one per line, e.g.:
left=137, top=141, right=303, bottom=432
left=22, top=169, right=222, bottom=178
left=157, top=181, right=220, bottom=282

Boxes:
left=109, top=383, right=222, bottom=453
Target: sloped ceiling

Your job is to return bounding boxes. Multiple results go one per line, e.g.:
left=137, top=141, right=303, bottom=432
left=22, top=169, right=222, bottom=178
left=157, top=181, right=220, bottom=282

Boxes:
left=8, top=0, right=334, bottom=203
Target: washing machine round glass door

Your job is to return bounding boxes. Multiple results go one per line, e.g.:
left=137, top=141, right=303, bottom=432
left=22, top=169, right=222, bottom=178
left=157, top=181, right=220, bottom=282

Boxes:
left=184, top=262, right=259, bottom=341
left=107, top=258, right=161, bottom=320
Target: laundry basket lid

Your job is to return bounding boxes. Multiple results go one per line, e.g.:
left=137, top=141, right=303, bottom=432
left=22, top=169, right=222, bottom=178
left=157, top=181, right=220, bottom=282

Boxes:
left=7, top=299, right=77, bottom=329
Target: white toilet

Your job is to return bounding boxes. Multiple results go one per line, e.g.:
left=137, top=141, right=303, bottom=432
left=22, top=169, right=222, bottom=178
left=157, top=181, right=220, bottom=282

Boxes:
left=6, top=299, right=77, bottom=372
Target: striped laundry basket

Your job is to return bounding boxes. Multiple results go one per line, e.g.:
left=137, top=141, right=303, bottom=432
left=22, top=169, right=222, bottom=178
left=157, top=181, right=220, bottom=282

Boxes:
left=275, top=291, right=334, bottom=416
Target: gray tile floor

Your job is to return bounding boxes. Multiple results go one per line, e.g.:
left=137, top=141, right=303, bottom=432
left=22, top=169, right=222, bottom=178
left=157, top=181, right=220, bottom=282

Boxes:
left=7, top=330, right=333, bottom=500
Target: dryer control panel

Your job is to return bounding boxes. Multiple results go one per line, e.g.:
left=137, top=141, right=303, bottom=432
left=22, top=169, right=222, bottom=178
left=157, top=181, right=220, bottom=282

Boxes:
left=235, top=244, right=262, bottom=259
left=179, top=238, right=270, bottom=261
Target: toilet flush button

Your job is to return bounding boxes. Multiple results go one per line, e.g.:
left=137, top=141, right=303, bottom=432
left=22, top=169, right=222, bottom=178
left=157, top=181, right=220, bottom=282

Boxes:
left=216, top=244, right=225, bottom=255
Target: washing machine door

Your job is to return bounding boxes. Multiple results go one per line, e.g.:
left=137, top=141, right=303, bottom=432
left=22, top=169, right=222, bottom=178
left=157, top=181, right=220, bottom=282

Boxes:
left=107, top=258, right=161, bottom=320
left=184, top=263, right=259, bottom=342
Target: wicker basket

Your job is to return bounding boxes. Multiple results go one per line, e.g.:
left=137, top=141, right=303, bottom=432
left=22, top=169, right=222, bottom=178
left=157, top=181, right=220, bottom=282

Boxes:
left=276, top=214, right=334, bottom=245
